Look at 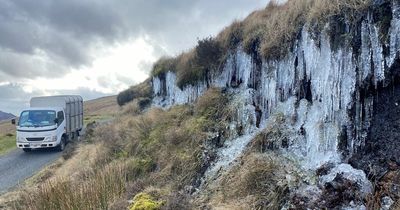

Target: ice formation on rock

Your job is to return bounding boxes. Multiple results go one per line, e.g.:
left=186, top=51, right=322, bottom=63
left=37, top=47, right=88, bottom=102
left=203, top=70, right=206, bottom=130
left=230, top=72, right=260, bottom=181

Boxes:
left=151, top=1, right=400, bottom=207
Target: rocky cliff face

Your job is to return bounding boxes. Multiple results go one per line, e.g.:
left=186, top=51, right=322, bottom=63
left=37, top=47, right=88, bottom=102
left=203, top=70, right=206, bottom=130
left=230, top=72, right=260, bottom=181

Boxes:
left=152, top=0, right=400, bottom=208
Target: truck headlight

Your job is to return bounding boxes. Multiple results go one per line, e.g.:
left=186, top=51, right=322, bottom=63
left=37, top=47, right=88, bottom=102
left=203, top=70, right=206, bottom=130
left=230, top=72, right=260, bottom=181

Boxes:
left=17, top=136, right=25, bottom=142
left=45, top=136, right=57, bottom=142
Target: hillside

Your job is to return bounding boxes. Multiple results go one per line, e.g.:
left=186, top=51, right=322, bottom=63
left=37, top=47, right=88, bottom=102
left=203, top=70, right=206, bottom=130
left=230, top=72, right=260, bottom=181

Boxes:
left=3, top=0, right=400, bottom=210
left=0, top=111, right=14, bottom=122
left=83, top=95, right=119, bottom=116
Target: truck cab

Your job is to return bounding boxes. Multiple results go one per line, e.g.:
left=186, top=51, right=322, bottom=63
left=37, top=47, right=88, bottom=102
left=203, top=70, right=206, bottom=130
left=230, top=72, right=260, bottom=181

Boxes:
left=16, top=107, right=66, bottom=152
left=14, top=95, right=83, bottom=152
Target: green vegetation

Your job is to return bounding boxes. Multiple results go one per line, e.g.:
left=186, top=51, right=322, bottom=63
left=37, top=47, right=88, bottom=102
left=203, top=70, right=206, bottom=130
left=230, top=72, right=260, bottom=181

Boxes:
left=130, top=193, right=163, bottom=210
left=0, top=134, right=15, bottom=155
left=151, top=37, right=224, bottom=89
left=84, top=115, right=113, bottom=127
left=117, top=79, right=152, bottom=106
left=151, top=57, right=177, bottom=77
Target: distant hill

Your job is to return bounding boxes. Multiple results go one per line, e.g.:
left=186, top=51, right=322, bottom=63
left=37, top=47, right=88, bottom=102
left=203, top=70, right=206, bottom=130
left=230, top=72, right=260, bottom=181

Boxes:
left=84, top=95, right=119, bottom=116
left=0, top=111, right=15, bottom=121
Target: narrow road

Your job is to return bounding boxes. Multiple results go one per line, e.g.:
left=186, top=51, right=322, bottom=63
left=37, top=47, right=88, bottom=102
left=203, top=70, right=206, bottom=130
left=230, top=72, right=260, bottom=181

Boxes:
left=0, top=122, right=100, bottom=195
left=0, top=149, right=61, bottom=194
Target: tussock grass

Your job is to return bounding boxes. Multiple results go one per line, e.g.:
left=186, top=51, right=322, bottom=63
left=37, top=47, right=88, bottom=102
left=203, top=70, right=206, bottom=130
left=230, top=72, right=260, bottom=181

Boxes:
left=220, top=0, right=370, bottom=59
left=212, top=153, right=291, bottom=210
left=15, top=162, right=127, bottom=210
left=12, top=88, right=232, bottom=209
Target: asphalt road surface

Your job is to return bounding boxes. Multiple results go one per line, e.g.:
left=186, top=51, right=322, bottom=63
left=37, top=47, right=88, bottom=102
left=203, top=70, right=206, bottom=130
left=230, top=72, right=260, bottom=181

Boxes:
left=0, top=148, right=61, bottom=194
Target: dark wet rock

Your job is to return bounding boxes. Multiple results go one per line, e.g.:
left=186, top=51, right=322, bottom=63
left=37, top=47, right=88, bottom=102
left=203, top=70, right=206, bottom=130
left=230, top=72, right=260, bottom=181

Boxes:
left=350, top=82, right=400, bottom=180
left=318, top=173, right=364, bottom=209
left=316, top=163, right=335, bottom=176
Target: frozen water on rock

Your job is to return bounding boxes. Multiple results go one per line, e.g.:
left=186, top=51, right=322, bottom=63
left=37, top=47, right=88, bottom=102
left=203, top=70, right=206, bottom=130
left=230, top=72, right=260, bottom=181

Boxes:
left=342, top=203, right=367, bottom=210
left=320, top=164, right=372, bottom=195
left=388, top=1, right=400, bottom=67
left=203, top=130, right=260, bottom=182
left=380, top=196, right=394, bottom=210
left=151, top=2, right=400, bottom=205
left=152, top=72, right=207, bottom=107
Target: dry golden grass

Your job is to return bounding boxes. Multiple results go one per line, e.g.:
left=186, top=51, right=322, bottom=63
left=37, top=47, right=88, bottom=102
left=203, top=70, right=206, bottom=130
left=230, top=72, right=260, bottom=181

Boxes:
left=199, top=152, right=294, bottom=210
left=217, top=20, right=243, bottom=51
left=16, top=161, right=127, bottom=210
left=237, top=0, right=370, bottom=58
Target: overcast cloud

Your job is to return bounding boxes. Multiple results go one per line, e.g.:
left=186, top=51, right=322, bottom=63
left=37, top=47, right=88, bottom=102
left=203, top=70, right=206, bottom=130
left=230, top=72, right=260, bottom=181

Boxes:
left=0, top=0, right=268, bottom=114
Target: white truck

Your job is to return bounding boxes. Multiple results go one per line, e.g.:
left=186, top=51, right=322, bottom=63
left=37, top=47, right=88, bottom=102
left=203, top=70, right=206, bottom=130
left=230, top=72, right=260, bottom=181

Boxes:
left=12, top=95, right=83, bottom=152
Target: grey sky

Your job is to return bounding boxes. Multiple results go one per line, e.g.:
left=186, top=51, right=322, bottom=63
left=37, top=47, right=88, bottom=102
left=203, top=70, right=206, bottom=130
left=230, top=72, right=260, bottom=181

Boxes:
left=0, top=0, right=268, bottom=114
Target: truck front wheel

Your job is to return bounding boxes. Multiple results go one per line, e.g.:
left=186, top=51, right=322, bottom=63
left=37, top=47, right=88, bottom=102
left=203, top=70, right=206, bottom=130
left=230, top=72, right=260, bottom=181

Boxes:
left=57, top=137, right=66, bottom=152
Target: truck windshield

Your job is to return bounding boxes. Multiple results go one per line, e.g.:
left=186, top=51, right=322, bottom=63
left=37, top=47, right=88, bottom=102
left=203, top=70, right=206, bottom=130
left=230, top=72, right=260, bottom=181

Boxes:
left=19, top=110, right=56, bottom=127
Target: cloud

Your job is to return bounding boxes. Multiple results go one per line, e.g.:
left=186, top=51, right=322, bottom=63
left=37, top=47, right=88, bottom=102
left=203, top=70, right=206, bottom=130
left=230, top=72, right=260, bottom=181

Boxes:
left=0, top=83, right=45, bottom=114
left=53, top=87, right=109, bottom=101
left=0, top=0, right=266, bottom=80
left=0, top=0, right=268, bottom=113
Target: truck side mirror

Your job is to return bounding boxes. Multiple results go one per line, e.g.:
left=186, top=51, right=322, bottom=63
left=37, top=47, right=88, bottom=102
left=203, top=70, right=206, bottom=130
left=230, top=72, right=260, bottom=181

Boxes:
left=11, top=119, right=15, bottom=125
left=54, top=118, right=59, bottom=124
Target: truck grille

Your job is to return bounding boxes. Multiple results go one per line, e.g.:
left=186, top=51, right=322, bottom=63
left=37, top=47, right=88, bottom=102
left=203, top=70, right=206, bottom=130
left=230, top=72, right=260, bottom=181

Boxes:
left=26, top=137, right=45, bottom=141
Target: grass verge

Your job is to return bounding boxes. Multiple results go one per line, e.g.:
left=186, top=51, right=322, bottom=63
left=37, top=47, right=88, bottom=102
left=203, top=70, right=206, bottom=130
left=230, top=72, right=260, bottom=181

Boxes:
left=84, top=115, right=113, bottom=127
left=0, top=134, right=16, bottom=156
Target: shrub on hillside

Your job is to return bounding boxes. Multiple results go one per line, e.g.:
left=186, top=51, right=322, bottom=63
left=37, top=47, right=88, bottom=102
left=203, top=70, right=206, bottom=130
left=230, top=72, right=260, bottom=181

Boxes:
left=117, top=79, right=152, bottom=106
left=150, top=37, right=224, bottom=89
left=176, top=37, right=224, bottom=88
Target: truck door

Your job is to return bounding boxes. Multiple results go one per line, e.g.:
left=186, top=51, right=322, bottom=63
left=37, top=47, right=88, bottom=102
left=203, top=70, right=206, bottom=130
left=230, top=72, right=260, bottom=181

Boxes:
left=57, top=111, right=65, bottom=137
